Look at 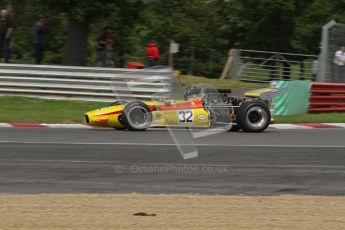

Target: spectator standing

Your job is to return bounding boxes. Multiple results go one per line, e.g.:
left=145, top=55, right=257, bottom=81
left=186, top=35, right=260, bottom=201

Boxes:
left=96, top=26, right=115, bottom=67
left=0, top=9, right=13, bottom=63
left=334, top=46, right=345, bottom=83
left=146, top=39, right=159, bottom=67
left=33, top=16, right=48, bottom=64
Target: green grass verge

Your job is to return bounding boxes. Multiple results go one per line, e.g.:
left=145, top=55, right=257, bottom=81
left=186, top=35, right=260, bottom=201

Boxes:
left=0, top=96, right=109, bottom=123
left=178, top=75, right=267, bottom=89
left=275, top=113, right=345, bottom=124
left=0, top=96, right=344, bottom=124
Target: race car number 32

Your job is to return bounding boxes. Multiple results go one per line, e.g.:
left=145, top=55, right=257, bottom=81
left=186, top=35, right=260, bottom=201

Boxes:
left=178, top=110, right=194, bottom=123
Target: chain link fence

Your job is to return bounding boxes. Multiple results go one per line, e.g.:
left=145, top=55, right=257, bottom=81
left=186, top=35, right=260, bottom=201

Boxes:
left=319, top=20, right=345, bottom=83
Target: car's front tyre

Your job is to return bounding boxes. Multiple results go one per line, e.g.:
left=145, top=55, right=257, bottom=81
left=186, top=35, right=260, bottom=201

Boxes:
left=121, top=101, right=152, bottom=131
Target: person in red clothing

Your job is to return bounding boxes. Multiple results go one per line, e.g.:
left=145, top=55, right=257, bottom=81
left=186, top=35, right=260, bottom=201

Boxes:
left=146, top=39, right=159, bottom=67
left=96, top=26, right=115, bottom=67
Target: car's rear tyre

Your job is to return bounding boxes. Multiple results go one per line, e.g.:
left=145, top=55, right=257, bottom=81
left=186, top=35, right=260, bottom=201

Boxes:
left=236, top=101, right=271, bottom=132
left=121, top=101, right=152, bottom=131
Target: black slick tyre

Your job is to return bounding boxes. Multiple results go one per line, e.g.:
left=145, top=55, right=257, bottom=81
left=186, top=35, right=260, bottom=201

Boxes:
left=236, top=101, right=271, bottom=132
left=121, top=101, right=152, bottom=131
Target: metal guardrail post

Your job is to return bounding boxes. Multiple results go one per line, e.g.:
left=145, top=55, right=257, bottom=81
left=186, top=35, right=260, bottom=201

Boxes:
left=318, top=20, right=337, bottom=82
left=220, top=49, right=233, bottom=80
left=231, top=49, right=240, bottom=80
left=220, top=49, right=240, bottom=80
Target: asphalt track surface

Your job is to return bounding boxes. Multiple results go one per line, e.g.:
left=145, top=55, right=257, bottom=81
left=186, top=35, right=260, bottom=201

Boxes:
left=0, top=127, right=345, bottom=195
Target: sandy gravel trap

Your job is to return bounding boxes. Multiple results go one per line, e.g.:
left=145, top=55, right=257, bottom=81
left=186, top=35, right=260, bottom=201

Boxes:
left=1, top=194, right=345, bottom=229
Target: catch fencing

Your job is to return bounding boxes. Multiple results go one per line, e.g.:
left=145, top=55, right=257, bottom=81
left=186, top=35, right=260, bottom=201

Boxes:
left=226, top=49, right=317, bottom=83
left=309, top=82, right=345, bottom=112
left=318, top=20, right=345, bottom=83
left=0, top=64, right=173, bottom=102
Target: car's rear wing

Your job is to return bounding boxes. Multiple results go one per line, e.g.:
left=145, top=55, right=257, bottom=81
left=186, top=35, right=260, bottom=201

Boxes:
left=244, top=87, right=288, bottom=101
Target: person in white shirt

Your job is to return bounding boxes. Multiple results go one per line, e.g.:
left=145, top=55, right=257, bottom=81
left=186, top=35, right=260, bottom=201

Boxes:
left=334, top=46, right=345, bottom=83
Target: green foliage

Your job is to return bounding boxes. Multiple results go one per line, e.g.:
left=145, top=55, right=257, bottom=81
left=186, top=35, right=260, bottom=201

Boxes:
left=236, top=0, right=296, bottom=51
left=275, top=113, right=345, bottom=123
left=292, top=0, right=345, bottom=54
left=2, top=0, right=344, bottom=75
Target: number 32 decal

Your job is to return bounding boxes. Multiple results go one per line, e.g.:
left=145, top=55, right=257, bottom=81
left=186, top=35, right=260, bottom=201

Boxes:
left=178, top=110, right=194, bottom=123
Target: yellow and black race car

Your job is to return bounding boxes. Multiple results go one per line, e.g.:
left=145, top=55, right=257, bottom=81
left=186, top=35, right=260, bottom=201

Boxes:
left=84, top=85, right=286, bottom=132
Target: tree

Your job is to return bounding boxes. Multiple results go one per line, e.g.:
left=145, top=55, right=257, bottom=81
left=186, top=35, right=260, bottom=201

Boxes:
left=139, top=0, right=231, bottom=76
left=292, top=0, right=345, bottom=54
left=233, top=0, right=296, bottom=52
left=55, top=0, right=110, bottom=66
left=20, top=0, right=143, bottom=66
left=6, top=0, right=345, bottom=77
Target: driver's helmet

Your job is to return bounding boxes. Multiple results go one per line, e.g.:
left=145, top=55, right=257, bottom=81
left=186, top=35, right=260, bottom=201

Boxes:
left=184, top=85, right=201, bottom=100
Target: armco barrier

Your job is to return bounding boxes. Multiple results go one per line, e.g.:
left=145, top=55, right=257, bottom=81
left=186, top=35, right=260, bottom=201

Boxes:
left=309, top=82, right=345, bottom=112
left=0, top=63, right=172, bottom=102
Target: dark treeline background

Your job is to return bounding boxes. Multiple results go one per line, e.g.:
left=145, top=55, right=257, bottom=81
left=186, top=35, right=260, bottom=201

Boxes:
left=2, top=0, right=345, bottom=77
